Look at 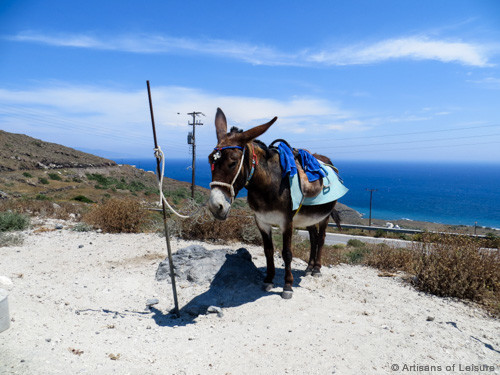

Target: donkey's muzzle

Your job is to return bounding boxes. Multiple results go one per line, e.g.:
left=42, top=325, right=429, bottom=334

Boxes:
left=208, top=188, right=231, bottom=220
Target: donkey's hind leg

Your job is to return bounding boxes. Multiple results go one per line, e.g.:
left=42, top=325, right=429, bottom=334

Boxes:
left=312, top=216, right=330, bottom=277
left=305, top=225, right=319, bottom=276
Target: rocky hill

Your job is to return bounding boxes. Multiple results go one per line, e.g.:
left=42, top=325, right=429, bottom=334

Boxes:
left=0, top=130, right=116, bottom=171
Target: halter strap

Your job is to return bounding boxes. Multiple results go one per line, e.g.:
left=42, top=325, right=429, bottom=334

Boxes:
left=209, top=143, right=259, bottom=201
left=213, top=146, right=244, bottom=151
left=209, top=146, right=246, bottom=202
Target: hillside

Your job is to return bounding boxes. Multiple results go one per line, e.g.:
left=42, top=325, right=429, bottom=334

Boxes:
left=0, top=130, right=203, bottom=208
left=0, top=130, right=116, bottom=171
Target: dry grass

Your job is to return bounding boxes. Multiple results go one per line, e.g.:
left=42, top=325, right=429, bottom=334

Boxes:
left=170, top=209, right=261, bottom=245
left=83, top=198, right=150, bottom=233
left=350, top=234, right=500, bottom=316
left=411, top=235, right=499, bottom=314
left=364, top=244, right=415, bottom=272
left=278, top=232, right=500, bottom=316
left=0, top=199, right=84, bottom=220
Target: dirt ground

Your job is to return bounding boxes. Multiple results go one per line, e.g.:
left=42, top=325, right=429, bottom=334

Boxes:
left=1, top=222, right=499, bottom=375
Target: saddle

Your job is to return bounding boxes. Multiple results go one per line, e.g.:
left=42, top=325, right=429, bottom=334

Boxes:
left=295, top=155, right=323, bottom=198
left=270, top=139, right=328, bottom=199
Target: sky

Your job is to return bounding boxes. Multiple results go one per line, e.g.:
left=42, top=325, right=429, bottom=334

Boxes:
left=1, top=0, right=500, bottom=163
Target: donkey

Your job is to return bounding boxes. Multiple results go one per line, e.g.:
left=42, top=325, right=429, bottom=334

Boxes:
left=208, top=108, right=341, bottom=299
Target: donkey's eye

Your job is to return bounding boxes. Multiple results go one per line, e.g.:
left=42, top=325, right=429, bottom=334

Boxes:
left=229, top=161, right=237, bottom=169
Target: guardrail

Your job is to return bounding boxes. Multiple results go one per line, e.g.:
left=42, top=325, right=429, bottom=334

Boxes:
left=330, top=223, right=422, bottom=234
left=330, top=223, right=487, bottom=238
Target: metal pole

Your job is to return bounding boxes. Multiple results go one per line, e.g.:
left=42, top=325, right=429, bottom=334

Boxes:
left=146, top=80, right=180, bottom=317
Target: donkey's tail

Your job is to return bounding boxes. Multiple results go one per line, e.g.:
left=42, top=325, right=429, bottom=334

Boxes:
left=330, top=208, right=342, bottom=231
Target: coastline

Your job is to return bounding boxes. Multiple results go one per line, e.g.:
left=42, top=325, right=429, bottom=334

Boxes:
left=335, top=203, right=500, bottom=236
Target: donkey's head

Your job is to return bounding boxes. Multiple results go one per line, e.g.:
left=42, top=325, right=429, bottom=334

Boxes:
left=208, top=108, right=277, bottom=220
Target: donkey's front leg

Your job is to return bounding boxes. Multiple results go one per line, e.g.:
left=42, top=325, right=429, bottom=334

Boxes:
left=256, top=221, right=275, bottom=292
left=281, top=222, right=294, bottom=299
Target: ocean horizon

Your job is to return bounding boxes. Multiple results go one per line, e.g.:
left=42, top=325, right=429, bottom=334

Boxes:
left=116, top=157, right=500, bottom=229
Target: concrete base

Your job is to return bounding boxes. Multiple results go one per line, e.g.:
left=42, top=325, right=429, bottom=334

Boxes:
left=0, top=289, right=9, bottom=333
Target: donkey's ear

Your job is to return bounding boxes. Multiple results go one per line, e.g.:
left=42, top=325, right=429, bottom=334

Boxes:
left=239, top=116, right=278, bottom=143
left=215, top=108, right=228, bottom=142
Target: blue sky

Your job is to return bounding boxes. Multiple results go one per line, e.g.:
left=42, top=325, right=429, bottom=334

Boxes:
left=1, top=0, right=500, bottom=162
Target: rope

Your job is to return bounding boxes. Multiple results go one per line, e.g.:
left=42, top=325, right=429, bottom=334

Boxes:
left=154, top=146, right=206, bottom=219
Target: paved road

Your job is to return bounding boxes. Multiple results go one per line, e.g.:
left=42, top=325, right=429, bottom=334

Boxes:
left=297, top=230, right=415, bottom=249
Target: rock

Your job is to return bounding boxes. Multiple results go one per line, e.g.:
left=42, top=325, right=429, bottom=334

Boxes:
left=207, top=305, right=224, bottom=318
left=78, top=245, right=84, bottom=249
left=156, top=245, right=229, bottom=284
left=55, top=224, right=63, bottom=230
left=0, top=191, right=8, bottom=199
left=146, top=298, right=159, bottom=307
left=426, top=316, right=435, bottom=322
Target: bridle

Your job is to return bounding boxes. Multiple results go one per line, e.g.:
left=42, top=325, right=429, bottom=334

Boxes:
left=209, top=143, right=258, bottom=202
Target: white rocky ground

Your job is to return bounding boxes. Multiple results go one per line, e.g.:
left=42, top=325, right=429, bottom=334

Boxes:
left=0, top=221, right=499, bottom=375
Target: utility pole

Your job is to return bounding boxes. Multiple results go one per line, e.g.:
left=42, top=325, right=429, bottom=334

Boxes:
left=366, top=188, right=378, bottom=226
left=187, top=111, right=205, bottom=199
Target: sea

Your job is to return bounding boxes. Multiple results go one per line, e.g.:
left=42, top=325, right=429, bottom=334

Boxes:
left=117, top=158, right=500, bottom=229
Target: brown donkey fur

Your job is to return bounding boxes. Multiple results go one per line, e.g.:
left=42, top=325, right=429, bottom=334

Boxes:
left=208, top=108, right=341, bottom=299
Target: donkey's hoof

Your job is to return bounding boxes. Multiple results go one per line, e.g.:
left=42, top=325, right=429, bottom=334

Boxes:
left=281, top=290, right=293, bottom=299
left=312, top=269, right=322, bottom=277
left=263, top=283, right=274, bottom=292
left=305, top=268, right=313, bottom=277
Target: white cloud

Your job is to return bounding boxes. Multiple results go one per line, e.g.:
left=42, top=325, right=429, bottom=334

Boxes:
left=8, top=31, right=296, bottom=66
left=0, top=84, right=360, bottom=156
left=309, top=36, right=491, bottom=67
left=6, top=31, right=493, bottom=67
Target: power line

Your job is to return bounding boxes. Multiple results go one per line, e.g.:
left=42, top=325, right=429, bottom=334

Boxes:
left=314, top=132, right=500, bottom=150
left=327, top=140, right=500, bottom=155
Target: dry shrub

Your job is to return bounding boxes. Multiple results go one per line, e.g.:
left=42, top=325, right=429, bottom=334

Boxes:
left=412, top=235, right=500, bottom=313
left=84, top=198, right=149, bottom=233
left=174, top=209, right=261, bottom=245
left=364, top=244, right=415, bottom=272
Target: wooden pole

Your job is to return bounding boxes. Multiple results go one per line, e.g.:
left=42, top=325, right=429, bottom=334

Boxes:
left=146, top=80, right=179, bottom=317
left=366, top=188, right=377, bottom=227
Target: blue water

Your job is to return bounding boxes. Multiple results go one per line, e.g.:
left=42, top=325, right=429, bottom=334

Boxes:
left=118, top=158, right=500, bottom=228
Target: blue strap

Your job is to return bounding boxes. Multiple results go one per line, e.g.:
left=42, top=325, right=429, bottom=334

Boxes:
left=214, top=146, right=244, bottom=151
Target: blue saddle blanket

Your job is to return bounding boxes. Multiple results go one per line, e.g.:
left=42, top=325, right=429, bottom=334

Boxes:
left=289, top=161, right=349, bottom=210
left=278, top=142, right=326, bottom=182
